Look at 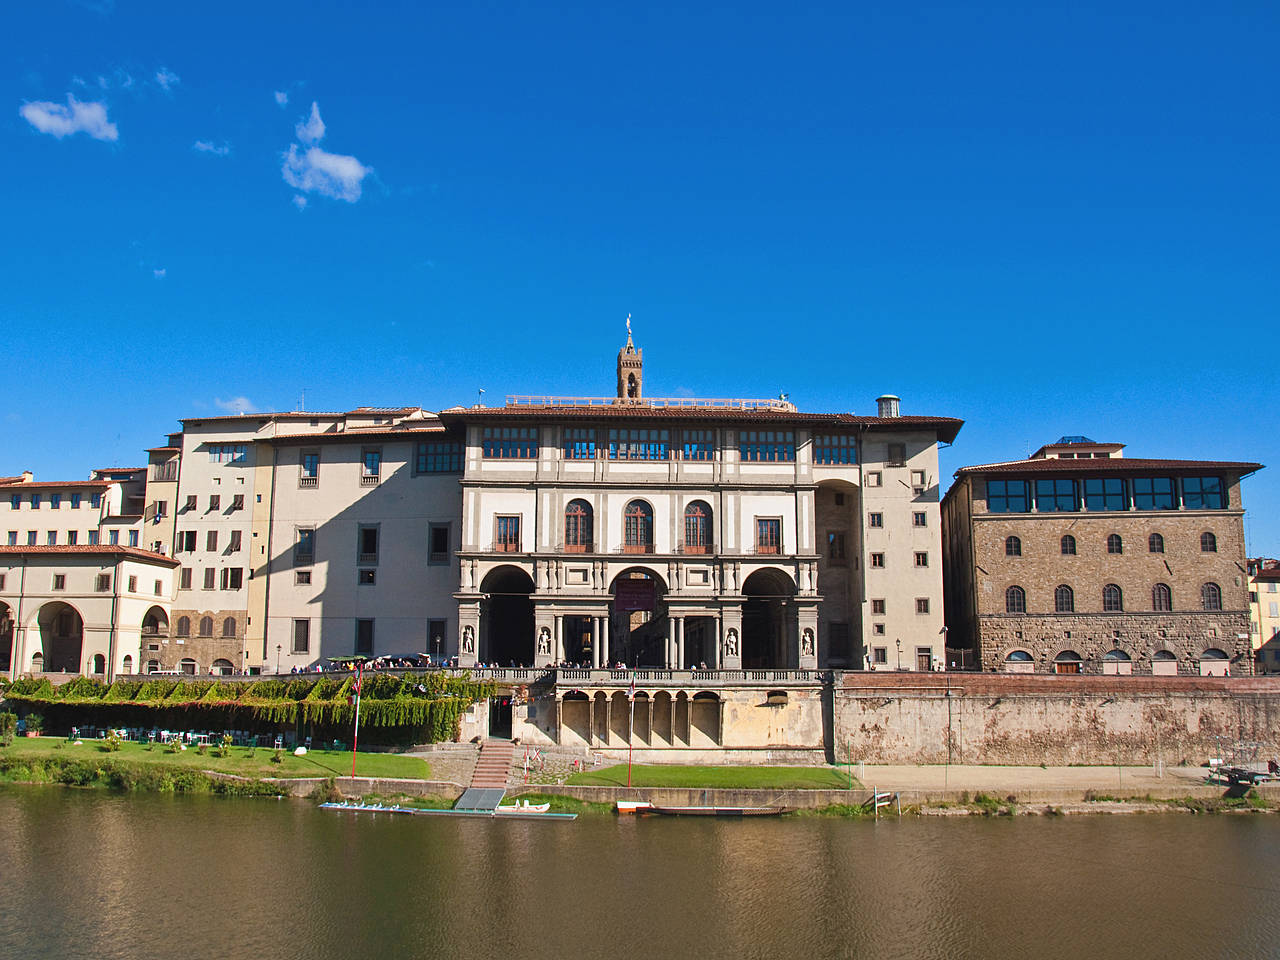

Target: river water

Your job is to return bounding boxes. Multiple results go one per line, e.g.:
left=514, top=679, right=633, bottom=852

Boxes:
left=1, top=787, right=1277, bottom=960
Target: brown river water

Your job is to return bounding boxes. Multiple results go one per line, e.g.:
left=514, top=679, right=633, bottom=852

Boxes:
left=1, top=786, right=1277, bottom=960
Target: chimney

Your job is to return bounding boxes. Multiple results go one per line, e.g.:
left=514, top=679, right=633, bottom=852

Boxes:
left=876, top=394, right=900, bottom=418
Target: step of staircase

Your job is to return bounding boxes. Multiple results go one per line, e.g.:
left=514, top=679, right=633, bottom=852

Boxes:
left=469, top=739, right=515, bottom=790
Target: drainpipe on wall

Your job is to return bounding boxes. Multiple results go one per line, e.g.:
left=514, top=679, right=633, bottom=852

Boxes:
left=106, top=556, right=122, bottom=682
left=11, top=557, right=27, bottom=680
left=262, top=444, right=278, bottom=664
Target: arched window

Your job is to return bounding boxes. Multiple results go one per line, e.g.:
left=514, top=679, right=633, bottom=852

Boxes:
left=1148, top=533, right=1164, bottom=554
left=145, top=659, right=160, bottom=674
left=1107, top=534, right=1123, bottom=554
left=1005, top=650, right=1033, bottom=662
left=1061, top=535, right=1076, bottom=555
left=198, top=616, right=214, bottom=637
left=1200, top=532, right=1217, bottom=553
left=564, top=499, right=593, bottom=553
left=1103, top=583, right=1124, bottom=612
left=179, top=658, right=197, bottom=675
left=1005, top=585, right=1026, bottom=614
left=1201, top=582, right=1222, bottom=611
left=1053, top=651, right=1083, bottom=675
left=684, top=501, right=712, bottom=554
left=623, top=500, right=653, bottom=553
left=122, top=654, right=133, bottom=674
left=1005, top=536, right=1022, bottom=557
left=212, top=658, right=234, bottom=675
left=176, top=616, right=190, bottom=637
left=1055, top=584, right=1075, bottom=613
left=1152, top=583, right=1172, bottom=612
left=222, top=616, right=237, bottom=638
left=92, top=653, right=105, bottom=674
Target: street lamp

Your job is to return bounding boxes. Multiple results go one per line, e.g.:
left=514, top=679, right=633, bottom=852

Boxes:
left=433, top=634, right=441, bottom=663
left=276, top=644, right=282, bottom=674
left=895, top=638, right=902, bottom=671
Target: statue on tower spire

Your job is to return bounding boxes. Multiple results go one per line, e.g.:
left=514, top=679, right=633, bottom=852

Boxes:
left=616, top=314, right=642, bottom=402
left=625, top=313, right=633, bottom=347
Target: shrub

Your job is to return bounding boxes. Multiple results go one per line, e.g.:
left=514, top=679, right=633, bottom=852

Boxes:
left=25, top=713, right=44, bottom=734
left=217, top=733, right=233, bottom=758
left=271, top=748, right=284, bottom=764
left=100, top=730, right=123, bottom=753
left=0, top=712, right=16, bottom=747
left=196, top=743, right=208, bottom=756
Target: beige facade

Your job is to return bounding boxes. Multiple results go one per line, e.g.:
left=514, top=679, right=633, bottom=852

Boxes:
left=942, top=438, right=1261, bottom=675
left=1249, top=559, right=1280, bottom=674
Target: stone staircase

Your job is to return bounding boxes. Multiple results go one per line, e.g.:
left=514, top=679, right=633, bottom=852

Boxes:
left=470, top=739, right=515, bottom=790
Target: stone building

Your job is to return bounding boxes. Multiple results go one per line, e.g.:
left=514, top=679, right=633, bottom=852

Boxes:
left=1249, top=558, right=1280, bottom=674
left=941, top=437, right=1263, bottom=675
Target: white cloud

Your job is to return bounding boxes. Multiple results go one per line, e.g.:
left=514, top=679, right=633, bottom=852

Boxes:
left=292, top=195, right=308, bottom=210
left=193, top=140, right=231, bottom=156
left=281, top=103, right=372, bottom=204
left=19, top=96, right=118, bottom=141
left=274, top=90, right=289, bottom=107
left=294, top=102, right=325, bottom=144
left=155, top=68, right=180, bottom=93
left=214, top=396, right=256, bottom=414
left=153, top=268, right=166, bottom=279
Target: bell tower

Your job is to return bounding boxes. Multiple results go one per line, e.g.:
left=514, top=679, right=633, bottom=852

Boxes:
left=616, top=315, right=643, bottom=403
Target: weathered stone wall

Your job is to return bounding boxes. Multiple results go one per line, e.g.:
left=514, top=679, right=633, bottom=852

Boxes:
left=834, top=673, right=1280, bottom=765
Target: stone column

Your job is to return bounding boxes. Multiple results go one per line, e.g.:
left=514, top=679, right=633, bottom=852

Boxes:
left=676, top=617, right=685, bottom=670
left=587, top=697, right=595, bottom=747
left=602, top=615, right=611, bottom=667
left=666, top=617, right=675, bottom=668
left=591, top=617, right=600, bottom=669
left=554, top=615, right=564, bottom=663
left=710, top=616, right=720, bottom=670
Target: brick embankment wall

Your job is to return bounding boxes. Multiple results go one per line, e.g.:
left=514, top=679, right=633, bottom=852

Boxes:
left=263, top=777, right=464, bottom=799
left=834, top=673, right=1280, bottom=766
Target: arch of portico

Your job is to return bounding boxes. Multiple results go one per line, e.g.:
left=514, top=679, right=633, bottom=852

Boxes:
left=550, top=687, right=726, bottom=748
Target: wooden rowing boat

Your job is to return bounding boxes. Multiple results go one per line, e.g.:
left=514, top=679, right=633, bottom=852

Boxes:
left=647, top=805, right=786, bottom=817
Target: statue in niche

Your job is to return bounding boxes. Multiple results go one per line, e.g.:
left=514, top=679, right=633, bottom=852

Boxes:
left=537, top=627, right=551, bottom=656
left=801, top=628, right=815, bottom=657
left=724, top=628, right=739, bottom=657
left=462, top=625, right=475, bottom=654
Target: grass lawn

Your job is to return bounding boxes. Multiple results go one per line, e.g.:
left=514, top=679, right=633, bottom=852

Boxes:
left=565, top=763, right=857, bottom=790
left=2, top=737, right=431, bottom=781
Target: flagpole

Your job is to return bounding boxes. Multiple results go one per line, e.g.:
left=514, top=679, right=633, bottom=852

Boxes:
left=627, top=671, right=635, bottom=788
left=350, top=660, right=363, bottom=779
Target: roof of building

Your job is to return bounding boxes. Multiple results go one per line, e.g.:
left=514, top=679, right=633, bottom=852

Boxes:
left=146, top=446, right=180, bottom=454
left=180, top=407, right=425, bottom=426
left=954, top=457, right=1264, bottom=477
left=438, top=405, right=964, bottom=441
left=0, top=545, right=181, bottom=567
left=0, top=479, right=114, bottom=490
left=1253, top=567, right=1280, bottom=583
left=265, top=424, right=450, bottom=444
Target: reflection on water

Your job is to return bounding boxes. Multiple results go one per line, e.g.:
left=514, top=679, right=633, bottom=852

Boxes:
left=1, top=786, right=1278, bottom=960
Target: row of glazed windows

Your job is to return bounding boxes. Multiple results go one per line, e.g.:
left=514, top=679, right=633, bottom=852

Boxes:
left=6, top=529, right=137, bottom=547
left=1004, top=582, right=1224, bottom=614
left=485, top=428, right=864, bottom=465
left=1006, top=532, right=1217, bottom=556
left=173, top=615, right=239, bottom=638
left=987, top=476, right=1226, bottom=513
left=297, top=442, right=463, bottom=482
left=8, top=493, right=102, bottom=509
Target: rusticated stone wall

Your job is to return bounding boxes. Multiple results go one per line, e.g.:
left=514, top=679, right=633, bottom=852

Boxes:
left=834, top=673, right=1280, bottom=765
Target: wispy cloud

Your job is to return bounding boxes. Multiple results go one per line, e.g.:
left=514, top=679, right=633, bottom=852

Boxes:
left=193, top=140, right=231, bottom=156
left=292, top=195, right=308, bottom=211
left=153, top=268, right=166, bottom=279
left=274, top=90, right=289, bottom=108
left=214, top=396, right=256, bottom=414
left=19, top=96, right=118, bottom=141
left=154, top=68, right=180, bottom=93
left=281, top=102, right=372, bottom=206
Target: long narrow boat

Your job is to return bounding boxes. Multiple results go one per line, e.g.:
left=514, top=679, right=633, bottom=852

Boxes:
left=647, top=805, right=786, bottom=817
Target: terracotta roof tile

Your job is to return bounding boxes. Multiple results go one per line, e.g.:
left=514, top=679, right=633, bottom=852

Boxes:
left=0, top=545, right=181, bottom=567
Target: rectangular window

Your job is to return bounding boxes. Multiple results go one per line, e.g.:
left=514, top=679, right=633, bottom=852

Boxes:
left=563, top=429, right=597, bottom=461
left=429, top=524, right=450, bottom=565
left=128, top=530, right=139, bottom=547
left=9, top=494, right=19, bottom=509
left=90, top=493, right=101, bottom=509
left=886, top=443, right=906, bottom=467
left=31, top=494, right=41, bottom=509
left=300, top=450, right=320, bottom=486
left=870, top=552, right=885, bottom=568
left=206, top=530, right=218, bottom=552
left=871, top=598, right=886, bottom=615
left=53, top=574, right=65, bottom=591
left=872, top=623, right=886, bottom=636
left=221, top=567, right=243, bottom=590
left=756, top=518, right=781, bottom=554
left=873, top=647, right=888, bottom=664
left=155, top=501, right=167, bottom=518
left=607, top=428, right=670, bottom=461
left=229, top=529, right=242, bottom=552
left=868, top=512, right=883, bottom=528
left=209, top=494, right=221, bottom=512
left=292, top=619, right=310, bottom=654
left=27, top=531, right=37, bottom=546
left=152, top=461, right=177, bottom=482
left=1182, top=476, right=1225, bottom=510
left=682, top=430, right=714, bottom=461
left=127, top=575, right=138, bottom=593
left=208, top=444, right=247, bottom=464
left=95, top=573, right=111, bottom=592
left=814, top=434, right=856, bottom=465
left=358, top=526, right=379, bottom=564
left=203, top=568, right=216, bottom=590
left=67, top=531, right=78, bottom=545
left=46, top=531, right=57, bottom=546
left=231, top=494, right=244, bottom=511
left=70, top=494, right=80, bottom=509
left=865, top=471, right=882, bottom=488
left=178, top=530, right=196, bottom=552
left=295, top=528, right=315, bottom=565
left=914, top=552, right=929, bottom=567
left=428, top=620, right=447, bottom=654
left=913, top=511, right=927, bottom=527
left=1084, top=477, right=1127, bottom=512
left=154, top=580, right=162, bottom=596
left=827, top=531, right=847, bottom=564
left=1035, top=478, right=1078, bottom=512
left=1132, top=477, right=1176, bottom=511
left=415, top=441, right=462, bottom=473
left=358, top=569, right=376, bottom=585
left=50, top=494, right=61, bottom=509
left=915, top=597, right=930, bottom=614
left=355, top=619, right=375, bottom=655
left=911, top=470, right=927, bottom=495
left=5, top=532, right=14, bottom=546
left=495, top=515, right=521, bottom=552
left=87, top=530, right=99, bottom=545
left=361, top=448, right=382, bottom=484
left=1270, top=602, right=1279, bottom=618
left=739, top=431, right=795, bottom=463
left=184, top=495, right=198, bottom=511
left=986, top=479, right=1030, bottom=513
left=108, top=529, right=119, bottom=545
left=295, top=570, right=312, bottom=585
left=482, top=427, right=538, bottom=459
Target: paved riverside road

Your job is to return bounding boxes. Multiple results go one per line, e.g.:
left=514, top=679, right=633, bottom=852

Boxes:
left=853, top=763, right=1240, bottom=802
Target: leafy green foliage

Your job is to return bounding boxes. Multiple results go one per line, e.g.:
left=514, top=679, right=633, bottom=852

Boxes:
left=0, top=712, right=16, bottom=747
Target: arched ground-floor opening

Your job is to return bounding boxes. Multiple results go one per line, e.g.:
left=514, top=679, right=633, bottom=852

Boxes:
left=141, top=606, right=169, bottom=640
left=1102, top=649, right=1132, bottom=675
left=480, top=566, right=535, bottom=667
left=609, top=568, right=668, bottom=667
left=651, top=691, right=673, bottom=745
left=690, top=692, right=721, bottom=745
left=561, top=692, right=590, bottom=745
left=609, top=690, right=630, bottom=744
left=0, top=601, right=13, bottom=672
left=212, top=658, right=235, bottom=676
left=631, top=692, right=651, bottom=744
left=1199, top=648, right=1230, bottom=677
left=91, top=653, right=105, bottom=675
left=37, top=602, right=83, bottom=673
left=742, top=569, right=796, bottom=669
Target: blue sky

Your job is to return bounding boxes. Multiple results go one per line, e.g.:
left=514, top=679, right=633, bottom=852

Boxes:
left=5, top=1, right=1278, bottom=551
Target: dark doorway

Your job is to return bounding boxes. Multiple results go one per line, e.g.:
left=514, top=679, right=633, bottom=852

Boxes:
left=609, top=568, right=668, bottom=666
left=563, top=615, right=593, bottom=665
left=489, top=696, right=513, bottom=739
left=741, top=569, right=795, bottom=669
left=480, top=566, right=535, bottom=666
left=0, top=601, right=13, bottom=672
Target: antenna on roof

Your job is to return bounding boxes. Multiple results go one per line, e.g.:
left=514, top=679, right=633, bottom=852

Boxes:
left=477, top=388, right=486, bottom=408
